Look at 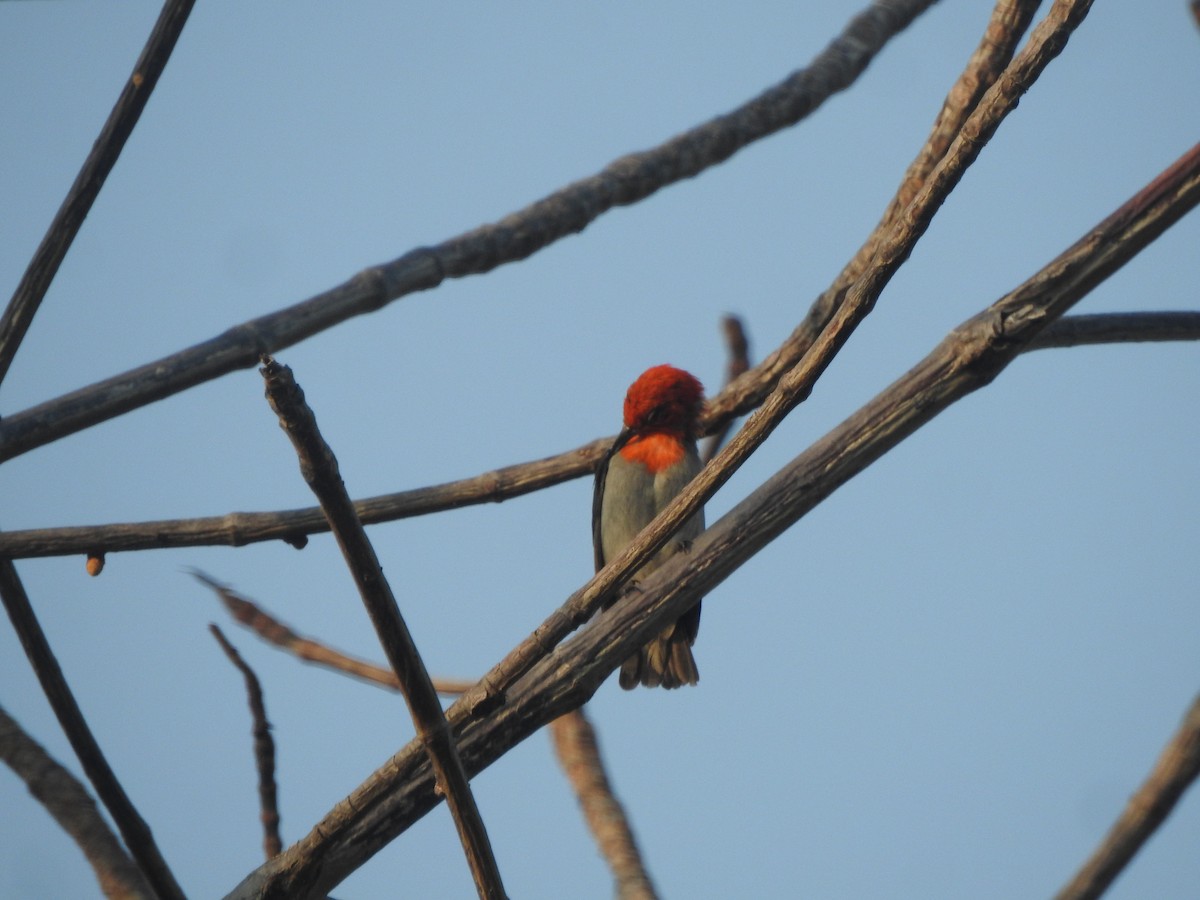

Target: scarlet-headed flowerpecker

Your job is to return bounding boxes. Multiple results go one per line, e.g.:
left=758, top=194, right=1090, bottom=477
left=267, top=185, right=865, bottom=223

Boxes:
left=594, top=364, right=705, bottom=689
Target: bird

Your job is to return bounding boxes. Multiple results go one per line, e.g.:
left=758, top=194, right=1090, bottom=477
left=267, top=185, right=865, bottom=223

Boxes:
left=593, top=364, right=706, bottom=689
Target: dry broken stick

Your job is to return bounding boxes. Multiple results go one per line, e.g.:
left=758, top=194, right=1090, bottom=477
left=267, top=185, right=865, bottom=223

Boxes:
left=259, top=355, right=507, bottom=900
left=0, top=560, right=185, bottom=900
left=0, top=703, right=153, bottom=900
left=701, top=315, right=751, bottom=466
left=210, top=624, right=283, bottom=861
left=192, top=569, right=474, bottom=696
left=1054, top=693, right=1200, bottom=900
left=0, top=0, right=198, bottom=386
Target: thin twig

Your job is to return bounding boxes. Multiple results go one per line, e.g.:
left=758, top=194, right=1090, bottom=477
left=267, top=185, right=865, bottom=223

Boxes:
left=0, top=0, right=936, bottom=464
left=226, top=135, right=1200, bottom=900
left=1026, top=311, right=1200, bottom=350
left=0, top=0, right=197, bottom=387
left=0, top=703, right=153, bottom=900
left=259, top=356, right=507, bottom=900
left=0, top=438, right=610, bottom=559
left=0, top=308, right=1196, bottom=563
left=209, top=624, right=283, bottom=861
left=0, top=560, right=186, bottom=900
left=192, top=569, right=474, bottom=696
left=1054, top=694, right=1200, bottom=900
left=701, top=315, right=751, bottom=465
left=550, top=709, right=658, bottom=900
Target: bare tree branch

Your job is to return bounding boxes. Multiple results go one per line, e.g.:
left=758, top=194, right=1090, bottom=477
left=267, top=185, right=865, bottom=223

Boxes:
left=1027, top=311, right=1200, bottom=350
left=0, top=560, right=186, bottom=900
left=703, top=0, right=1042, bottom=428
left=0, top=307, right=1195, bottom=563
left=0, top=703, right=153, bottom=900
left=209, top=624, right=283, bottom=861
left=225, top=135, right=1200, bottom=900
left=0, top=0, right=197, bottom=387
left=877, top=0, right=1040, bottom=238
left=259, top=356, right=507, bottom=900
left=0, top=438, right=609, bottom=558
left=551, top=709, right=658, bottom=900
left=0, top=0, right=936, bottom=464
left=701, top=315, right=752, bottom=465
left=1054, top=693, right=1200, bottom=900
left=192, top=569, right=474, bottom=696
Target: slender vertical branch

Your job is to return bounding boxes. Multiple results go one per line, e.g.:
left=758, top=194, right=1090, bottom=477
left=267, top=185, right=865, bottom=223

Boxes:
left=210, top=625, right=283, bottom=860
left=1054, top=694, right=1200, bottom=900
left=551, top=709, right=659, bottom=900
left=259, top=356, right=507, bottom=900
left=0, top=0, right=197, bottom=386
left=0, top=560, right=185, bottom=900
left=701, top=315, right=752, bottom=465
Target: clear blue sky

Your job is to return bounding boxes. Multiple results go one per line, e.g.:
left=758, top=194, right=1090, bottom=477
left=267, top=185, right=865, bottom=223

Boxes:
left=3, top=3, right=1198, bottom=898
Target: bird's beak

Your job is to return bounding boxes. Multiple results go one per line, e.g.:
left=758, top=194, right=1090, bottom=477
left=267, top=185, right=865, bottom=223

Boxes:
left=599, top=427, right=633, bottom=471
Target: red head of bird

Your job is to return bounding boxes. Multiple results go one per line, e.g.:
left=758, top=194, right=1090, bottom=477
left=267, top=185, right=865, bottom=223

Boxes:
left=622, top=364, right=705, bottom=439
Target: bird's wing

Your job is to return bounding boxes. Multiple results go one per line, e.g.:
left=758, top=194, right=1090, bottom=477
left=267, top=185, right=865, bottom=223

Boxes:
left=592, top=428, right=631, bottom=574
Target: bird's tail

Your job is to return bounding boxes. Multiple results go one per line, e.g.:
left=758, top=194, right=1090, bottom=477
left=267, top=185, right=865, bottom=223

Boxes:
left=619, top=605, right=700, bottom=689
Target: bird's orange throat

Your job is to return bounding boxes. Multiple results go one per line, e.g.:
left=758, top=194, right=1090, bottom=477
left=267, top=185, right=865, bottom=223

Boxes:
left=619, top=432, right=688, bottom=474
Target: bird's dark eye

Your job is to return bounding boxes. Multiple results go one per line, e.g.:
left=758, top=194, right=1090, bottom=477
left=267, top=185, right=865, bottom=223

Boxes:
left=644, top=405, right=666, bottom=424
